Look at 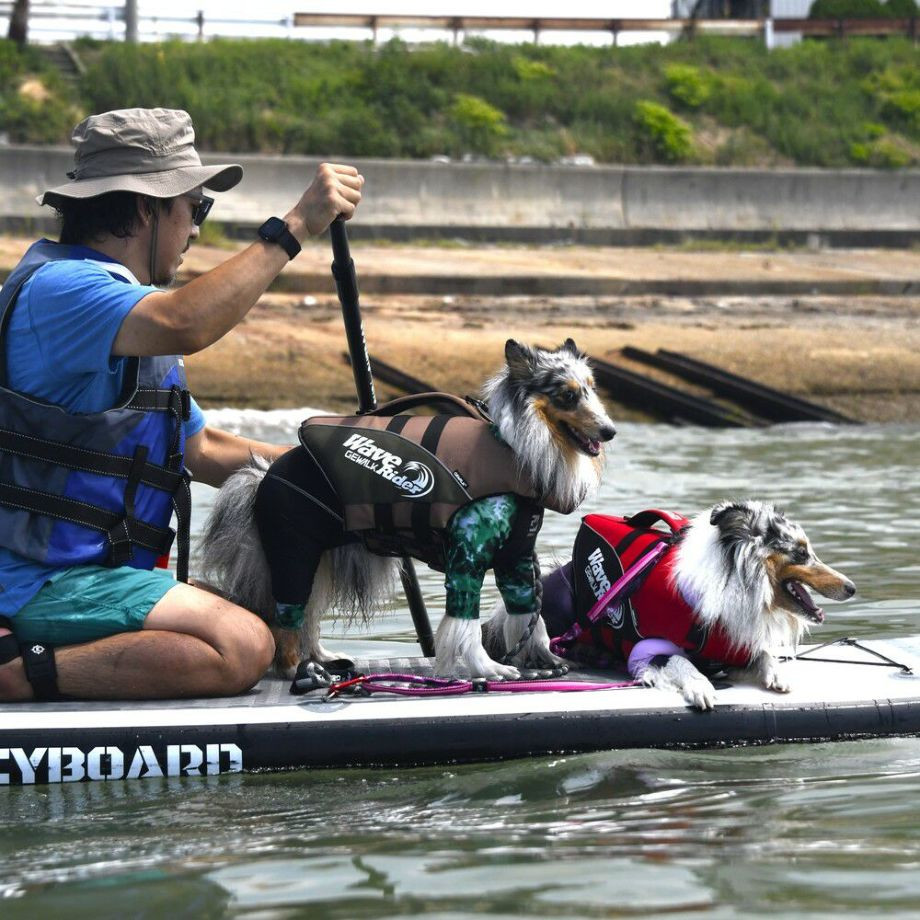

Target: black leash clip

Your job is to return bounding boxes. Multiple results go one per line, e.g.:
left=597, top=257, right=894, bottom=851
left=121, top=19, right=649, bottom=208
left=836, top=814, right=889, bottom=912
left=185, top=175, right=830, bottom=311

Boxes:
left=290, top=658, right=360, bottom=695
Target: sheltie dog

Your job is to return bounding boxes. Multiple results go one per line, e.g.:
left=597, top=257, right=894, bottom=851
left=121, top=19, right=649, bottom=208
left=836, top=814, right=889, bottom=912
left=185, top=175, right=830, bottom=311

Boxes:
left=200, top=339, right=616, bottom=680
left=484, top=500, right=856, bottom=708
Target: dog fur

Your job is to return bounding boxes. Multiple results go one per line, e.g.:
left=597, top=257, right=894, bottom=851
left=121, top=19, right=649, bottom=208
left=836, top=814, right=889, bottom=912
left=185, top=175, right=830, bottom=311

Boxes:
left=485, top=500, right=856, bottom=708
left=199, top=339, right=615, bottom=680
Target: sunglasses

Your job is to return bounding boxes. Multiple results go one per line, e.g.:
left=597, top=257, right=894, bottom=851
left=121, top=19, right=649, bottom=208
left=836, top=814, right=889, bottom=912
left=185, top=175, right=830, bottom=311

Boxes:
left=184, top=192, right=214, bottom=226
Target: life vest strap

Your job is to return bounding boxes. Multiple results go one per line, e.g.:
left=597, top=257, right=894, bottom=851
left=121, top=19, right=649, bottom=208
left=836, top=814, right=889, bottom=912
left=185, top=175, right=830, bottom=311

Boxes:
left=550, top=539, right=670, bottom=658
left=0, top=427, right=185, bottom=494
left=128, top=385, right=191, bottom=422
left=171, top=470, right=192, bottom=583
left=0, top=483, right=175, bottom=558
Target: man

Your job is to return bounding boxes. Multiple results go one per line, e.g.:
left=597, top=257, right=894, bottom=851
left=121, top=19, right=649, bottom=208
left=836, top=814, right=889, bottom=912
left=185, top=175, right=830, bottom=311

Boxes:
left=0, top=107, right=363, bottom=701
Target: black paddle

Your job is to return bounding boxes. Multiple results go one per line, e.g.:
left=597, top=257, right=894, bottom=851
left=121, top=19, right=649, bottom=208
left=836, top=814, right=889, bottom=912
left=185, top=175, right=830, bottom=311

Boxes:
left=329, top=216, right=436, bottom=658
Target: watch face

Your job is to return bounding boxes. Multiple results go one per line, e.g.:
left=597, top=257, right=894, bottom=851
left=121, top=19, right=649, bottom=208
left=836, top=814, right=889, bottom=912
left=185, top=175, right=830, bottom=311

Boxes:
left=259, top=217, right=285, bottom=240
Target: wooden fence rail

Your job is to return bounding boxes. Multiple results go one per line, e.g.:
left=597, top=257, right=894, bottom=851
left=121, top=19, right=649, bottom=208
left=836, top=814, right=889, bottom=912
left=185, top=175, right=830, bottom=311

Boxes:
left=1, top=6, right=917, bottom=45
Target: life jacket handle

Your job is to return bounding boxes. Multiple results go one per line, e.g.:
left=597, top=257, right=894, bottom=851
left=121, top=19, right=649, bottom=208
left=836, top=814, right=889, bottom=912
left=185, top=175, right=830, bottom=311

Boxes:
left=359, top=392, right=490, bottom=422
left=624, top=509, right=689, bottom=535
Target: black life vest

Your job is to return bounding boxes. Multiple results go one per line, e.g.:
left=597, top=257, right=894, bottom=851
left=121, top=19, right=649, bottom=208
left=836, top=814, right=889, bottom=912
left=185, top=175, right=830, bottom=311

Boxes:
left=298, top=393, right=565, bottom=571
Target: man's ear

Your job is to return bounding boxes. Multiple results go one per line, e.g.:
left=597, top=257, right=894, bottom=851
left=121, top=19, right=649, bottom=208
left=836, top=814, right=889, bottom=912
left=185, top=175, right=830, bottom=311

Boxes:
left=135, top=194, right=159, bottom=227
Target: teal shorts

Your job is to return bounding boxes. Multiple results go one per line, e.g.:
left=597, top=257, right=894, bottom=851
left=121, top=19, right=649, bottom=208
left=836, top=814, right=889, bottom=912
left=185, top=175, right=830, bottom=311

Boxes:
left=13, top=566, right=179, bottom=646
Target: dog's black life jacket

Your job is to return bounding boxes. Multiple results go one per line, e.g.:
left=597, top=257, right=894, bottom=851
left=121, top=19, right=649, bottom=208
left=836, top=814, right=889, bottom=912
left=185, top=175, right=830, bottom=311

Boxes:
left=560, top=511, right=753, bottom=667
left=299, top=393, right=573, bottom=571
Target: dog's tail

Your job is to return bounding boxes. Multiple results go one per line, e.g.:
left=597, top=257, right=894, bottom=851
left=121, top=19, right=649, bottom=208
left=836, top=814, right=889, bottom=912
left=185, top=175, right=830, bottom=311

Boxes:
left=199, top=456, right=399, bottom=625
left=198, top=456, right=275, bottom=617
left=325, top=544, right=400, bottom=627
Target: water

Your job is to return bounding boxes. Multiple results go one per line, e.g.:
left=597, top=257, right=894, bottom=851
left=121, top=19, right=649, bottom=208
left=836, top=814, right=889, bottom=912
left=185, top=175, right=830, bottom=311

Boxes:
left=2, top=417, right=919, bottom=916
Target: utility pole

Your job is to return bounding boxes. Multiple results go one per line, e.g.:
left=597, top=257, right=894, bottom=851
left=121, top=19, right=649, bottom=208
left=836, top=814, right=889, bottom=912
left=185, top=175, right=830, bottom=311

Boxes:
left=125, top=0, right=139, bottom=43
left=7, top=0, right=29, bottom=48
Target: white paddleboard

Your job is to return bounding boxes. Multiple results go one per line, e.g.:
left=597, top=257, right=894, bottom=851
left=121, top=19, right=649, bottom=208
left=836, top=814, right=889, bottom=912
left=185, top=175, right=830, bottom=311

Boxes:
left=2, top=636, right=919, bottom=786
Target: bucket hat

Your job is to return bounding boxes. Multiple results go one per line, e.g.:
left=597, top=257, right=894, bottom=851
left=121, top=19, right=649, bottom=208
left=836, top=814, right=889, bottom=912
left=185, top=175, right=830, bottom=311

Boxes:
left=38, top=107, right=242, bottom=207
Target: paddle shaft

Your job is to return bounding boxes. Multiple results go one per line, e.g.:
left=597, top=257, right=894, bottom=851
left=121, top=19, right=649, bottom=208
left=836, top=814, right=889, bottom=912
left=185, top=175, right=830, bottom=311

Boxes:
left=329, top=216, right=436, bottom=658
left=330, top=217, right=375, bottom=413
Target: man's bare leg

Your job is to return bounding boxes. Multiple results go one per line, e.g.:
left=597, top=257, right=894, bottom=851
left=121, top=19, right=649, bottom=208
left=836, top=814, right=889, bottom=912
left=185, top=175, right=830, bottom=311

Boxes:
left=0, top=582, right=274, bottom=701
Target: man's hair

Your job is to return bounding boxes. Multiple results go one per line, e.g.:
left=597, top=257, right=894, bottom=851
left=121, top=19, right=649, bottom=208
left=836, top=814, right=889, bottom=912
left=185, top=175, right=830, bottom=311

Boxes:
left=56, top=192, right=174, bottom=245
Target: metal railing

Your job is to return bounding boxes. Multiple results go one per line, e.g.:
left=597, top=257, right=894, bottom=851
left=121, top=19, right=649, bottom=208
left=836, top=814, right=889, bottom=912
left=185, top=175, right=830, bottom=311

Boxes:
left=1, top=5, right=917, bottom=45
left=293, top=13, right=918, bottom=43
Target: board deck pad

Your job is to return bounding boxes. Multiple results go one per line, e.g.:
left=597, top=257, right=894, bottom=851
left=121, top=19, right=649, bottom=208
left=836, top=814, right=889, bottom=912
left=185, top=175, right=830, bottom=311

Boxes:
left=2, top=636, right=920, bottom=785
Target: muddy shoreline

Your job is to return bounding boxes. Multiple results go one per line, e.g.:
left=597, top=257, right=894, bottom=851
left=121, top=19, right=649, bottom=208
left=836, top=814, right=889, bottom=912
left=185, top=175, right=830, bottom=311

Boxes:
left=186, top=289, right=920, bottom=423
left=2, top=236, right=918, bottom=423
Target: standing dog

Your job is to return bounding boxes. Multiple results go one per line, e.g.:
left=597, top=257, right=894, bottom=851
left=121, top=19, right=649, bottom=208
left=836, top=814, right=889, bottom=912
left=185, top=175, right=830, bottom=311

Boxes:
left=485, top=500, right=856, bottom=708
left=200, top=339, right=615, bottom=679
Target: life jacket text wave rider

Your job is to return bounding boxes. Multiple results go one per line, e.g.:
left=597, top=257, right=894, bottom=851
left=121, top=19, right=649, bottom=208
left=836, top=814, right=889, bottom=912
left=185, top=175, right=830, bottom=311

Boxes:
left=298, top=393, right=577, bottom=572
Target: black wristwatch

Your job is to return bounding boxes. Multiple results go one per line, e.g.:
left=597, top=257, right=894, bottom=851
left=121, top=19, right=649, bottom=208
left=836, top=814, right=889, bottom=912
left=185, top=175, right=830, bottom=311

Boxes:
left=257, top=217, right=301, bottom=260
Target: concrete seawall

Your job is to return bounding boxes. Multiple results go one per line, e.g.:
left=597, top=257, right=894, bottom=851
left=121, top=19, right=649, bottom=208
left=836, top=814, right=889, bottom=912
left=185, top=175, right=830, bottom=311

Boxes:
left=3, top=146, right=918, bottom=243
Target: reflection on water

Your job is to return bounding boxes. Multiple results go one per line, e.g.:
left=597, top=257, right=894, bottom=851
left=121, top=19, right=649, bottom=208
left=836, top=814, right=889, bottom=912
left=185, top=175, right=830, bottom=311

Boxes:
left=3, top=418, right=919, bottom=916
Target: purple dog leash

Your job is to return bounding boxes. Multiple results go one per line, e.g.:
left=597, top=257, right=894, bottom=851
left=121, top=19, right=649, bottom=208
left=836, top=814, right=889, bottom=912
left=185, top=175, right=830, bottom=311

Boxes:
left=325, top=672, right=638, bottom=699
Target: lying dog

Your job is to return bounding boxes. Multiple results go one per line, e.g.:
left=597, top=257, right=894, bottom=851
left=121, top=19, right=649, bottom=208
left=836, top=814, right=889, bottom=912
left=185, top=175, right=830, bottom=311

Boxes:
left=484, top=500, right=856, bottom=708
left=200, top=339, right=616, bottom=679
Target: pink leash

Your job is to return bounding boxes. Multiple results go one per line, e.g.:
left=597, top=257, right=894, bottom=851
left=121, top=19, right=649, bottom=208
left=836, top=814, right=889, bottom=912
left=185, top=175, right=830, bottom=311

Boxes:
left=325, top=672, right=638, bottom=699
left=321, top=537, right=671, bottom=700
left=549, top=540, right=670, bottom=657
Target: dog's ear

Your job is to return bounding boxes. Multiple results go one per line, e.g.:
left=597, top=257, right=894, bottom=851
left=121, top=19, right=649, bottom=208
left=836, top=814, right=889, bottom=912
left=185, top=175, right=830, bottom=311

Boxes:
left=505, top=339, right=535, bottom=377
left=561, top=338, right=584, bottom=358
left=710, top=501, right=752, bottom=530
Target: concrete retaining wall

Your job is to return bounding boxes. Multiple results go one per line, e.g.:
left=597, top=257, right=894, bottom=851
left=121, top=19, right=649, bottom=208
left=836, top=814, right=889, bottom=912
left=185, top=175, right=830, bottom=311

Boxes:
left=3, top=146, right=918, bottom=235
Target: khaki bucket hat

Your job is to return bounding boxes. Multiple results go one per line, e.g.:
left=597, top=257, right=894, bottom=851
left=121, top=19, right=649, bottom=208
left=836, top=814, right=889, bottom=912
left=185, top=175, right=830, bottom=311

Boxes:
left=38, top=107, right=242, bottom=207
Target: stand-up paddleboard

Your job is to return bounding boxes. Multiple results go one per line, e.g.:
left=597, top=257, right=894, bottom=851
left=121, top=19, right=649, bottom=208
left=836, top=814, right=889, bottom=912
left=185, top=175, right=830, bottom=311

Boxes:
left=2, top=636, right=920, bottom=786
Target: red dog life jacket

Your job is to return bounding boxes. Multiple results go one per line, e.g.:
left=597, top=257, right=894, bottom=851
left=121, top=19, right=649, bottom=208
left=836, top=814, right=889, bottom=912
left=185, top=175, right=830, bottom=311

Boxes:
left=564, top=511, right=754, bottom=668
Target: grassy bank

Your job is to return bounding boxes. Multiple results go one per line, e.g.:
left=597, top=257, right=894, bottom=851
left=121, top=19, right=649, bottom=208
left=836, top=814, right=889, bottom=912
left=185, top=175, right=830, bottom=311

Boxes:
left=1, top=35, right=918, bottom=168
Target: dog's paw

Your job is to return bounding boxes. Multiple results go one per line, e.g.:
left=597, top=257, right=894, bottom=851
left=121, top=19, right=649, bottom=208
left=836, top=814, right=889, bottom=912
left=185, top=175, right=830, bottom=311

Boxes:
left=477, top=660, right=522, bottom=681
left=762, top=664, right=791, bottom=694
left=436, top=616, right=521, bottom=680
left=750, top=652, right=791, bottom=694
left=503, top=614, right=565, bottom=670
left=683, top=673, right=717, bottom=710
left=644, top=655, right=717, bottom=711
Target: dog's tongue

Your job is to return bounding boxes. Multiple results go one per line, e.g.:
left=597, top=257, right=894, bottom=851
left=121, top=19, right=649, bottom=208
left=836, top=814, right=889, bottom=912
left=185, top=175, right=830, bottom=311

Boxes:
left=788, top=580, right=825, bottom=623
left=568, top=426, right=600, bottom=456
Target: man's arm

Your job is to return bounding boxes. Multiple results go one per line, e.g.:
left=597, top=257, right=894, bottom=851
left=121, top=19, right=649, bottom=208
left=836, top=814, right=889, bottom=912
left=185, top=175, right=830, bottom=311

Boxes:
left=113, top=163, right=363, bottom=357
left=184, top=426, right=292, bottom=488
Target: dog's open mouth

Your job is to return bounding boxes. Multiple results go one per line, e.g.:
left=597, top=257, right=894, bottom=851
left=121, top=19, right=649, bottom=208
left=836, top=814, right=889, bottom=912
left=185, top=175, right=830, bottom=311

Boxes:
left=783, top=579, right=825, bottom=624
left=562, top=423, right=601, bottom=457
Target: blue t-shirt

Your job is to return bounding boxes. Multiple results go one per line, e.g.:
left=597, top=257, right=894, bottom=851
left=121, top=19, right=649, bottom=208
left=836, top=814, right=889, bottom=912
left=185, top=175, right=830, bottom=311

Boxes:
left=0, top=244, right=206, bottom=614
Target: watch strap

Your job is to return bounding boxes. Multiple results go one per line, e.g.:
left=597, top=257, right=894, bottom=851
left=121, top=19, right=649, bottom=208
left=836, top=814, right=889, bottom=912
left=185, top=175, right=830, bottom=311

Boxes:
left=258, top=218, right=301, bottom=261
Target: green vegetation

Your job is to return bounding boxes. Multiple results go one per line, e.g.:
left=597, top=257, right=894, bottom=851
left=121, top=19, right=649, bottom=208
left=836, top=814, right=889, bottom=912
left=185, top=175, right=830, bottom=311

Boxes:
left=0, top=40, right=81, bottom=143
left=809, top=0, right=918, bottom=17
left=1, top=34, right=917, bottom=167
left=633, top=101, right=694, bottom=162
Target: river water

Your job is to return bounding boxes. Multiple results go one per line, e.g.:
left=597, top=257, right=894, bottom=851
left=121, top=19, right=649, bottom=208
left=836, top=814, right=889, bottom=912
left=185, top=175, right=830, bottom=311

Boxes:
left=2, top=415, right=919, bottom=917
